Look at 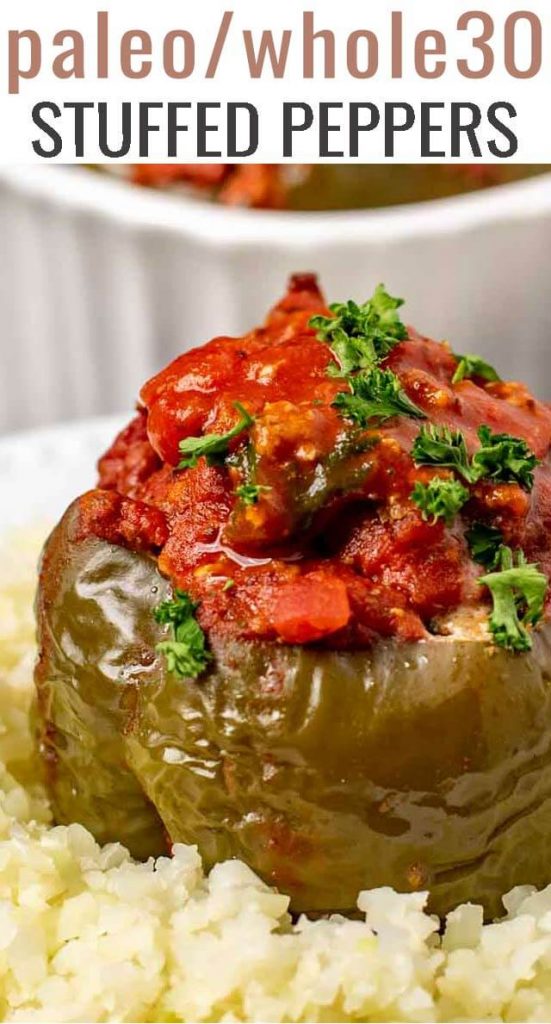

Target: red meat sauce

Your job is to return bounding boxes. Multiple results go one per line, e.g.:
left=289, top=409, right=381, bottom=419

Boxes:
left=77, top=273, right=551, bottom=648
left=132, top=164, right=287, bottom=209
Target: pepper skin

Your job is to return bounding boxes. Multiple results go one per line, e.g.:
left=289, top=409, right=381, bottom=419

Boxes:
left=35, top=500, right=168, bottom=859
left=36, top=497, right=551, bottom=919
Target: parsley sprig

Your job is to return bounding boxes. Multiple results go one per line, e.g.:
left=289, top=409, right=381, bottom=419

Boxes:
left=472, top=426, right=539, bottom=490
left=154, top=590, right=211, bottom=679
left=178, top=403, right=254, bottom=470
left=309, top=285, right=407, bottom=376
left=479, top=548, right=547, bottom=652
left=453, top=354, right=500, bottom=386
left=466, top=524, right=548, bottom=652
left=466, top=522, right=504, bottom=570
left=412, top=425, right=474, bottom=482
left=235, top=483, right=271, bottom=505
left=310, top=287, right=423, bottom=428
left=332, top=368, right=425, bottom=426
left=412, top=424, right=539, bottom=490
left=412, top=478, right=469, bottom=526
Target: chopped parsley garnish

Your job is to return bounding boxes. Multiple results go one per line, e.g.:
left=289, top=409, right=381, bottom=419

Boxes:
left=309, top=285, right=407, bottom=376
left=412, top=425, right=475, bottom=483
left=332, top=368, right=425, bottom=426
left=453, top=354, right=500, bottom=385
left=471, top=426, right=539, bottom=490
left=479, top=548, right=548, bottom=652
left=412, top=424, right=538, bottom=490
left=235, top=483, right=272, bottom=505
left=411, top=477, right=469, bottom=526
left=310, top=287, right=426, bottom=432
left=223, top=579, right=235, bottom=592
left=178, top=403, right=254, bottom=470
left=466, top=522, right=505, bottom=570
left=154, top=590, right=211, bottom=679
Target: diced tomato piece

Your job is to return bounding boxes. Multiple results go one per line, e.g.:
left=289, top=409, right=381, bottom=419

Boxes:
left=272, top=574, right=350, bottom=644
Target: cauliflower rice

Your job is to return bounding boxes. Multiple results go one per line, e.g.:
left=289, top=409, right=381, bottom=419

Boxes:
left=2, top=531, right=551, bottom=1022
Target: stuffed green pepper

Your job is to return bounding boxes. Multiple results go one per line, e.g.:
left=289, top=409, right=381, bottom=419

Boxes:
left=35, top=273, right=551, bottom=919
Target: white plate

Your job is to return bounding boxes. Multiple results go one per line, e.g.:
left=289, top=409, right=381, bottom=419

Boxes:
left=0, top=415, right=126, bottom=532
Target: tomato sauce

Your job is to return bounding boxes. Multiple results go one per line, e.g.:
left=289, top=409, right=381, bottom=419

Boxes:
left=88, top=273, right=551, bottom=647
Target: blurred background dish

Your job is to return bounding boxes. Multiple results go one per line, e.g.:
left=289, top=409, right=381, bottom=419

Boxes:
left=124, top=163, right=549, bottom=210
left=1, top=163, right=551, bottom=434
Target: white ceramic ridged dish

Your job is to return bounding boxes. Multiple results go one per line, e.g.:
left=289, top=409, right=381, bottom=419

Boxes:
left=1, top=165, right=551, bottom=434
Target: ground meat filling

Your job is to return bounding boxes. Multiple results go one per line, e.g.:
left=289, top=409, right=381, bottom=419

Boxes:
left=86, top=273, right=551, bottom=647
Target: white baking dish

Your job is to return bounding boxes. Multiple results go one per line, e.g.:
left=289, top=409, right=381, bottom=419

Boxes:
left=1, top=165, right=551, bottom=434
